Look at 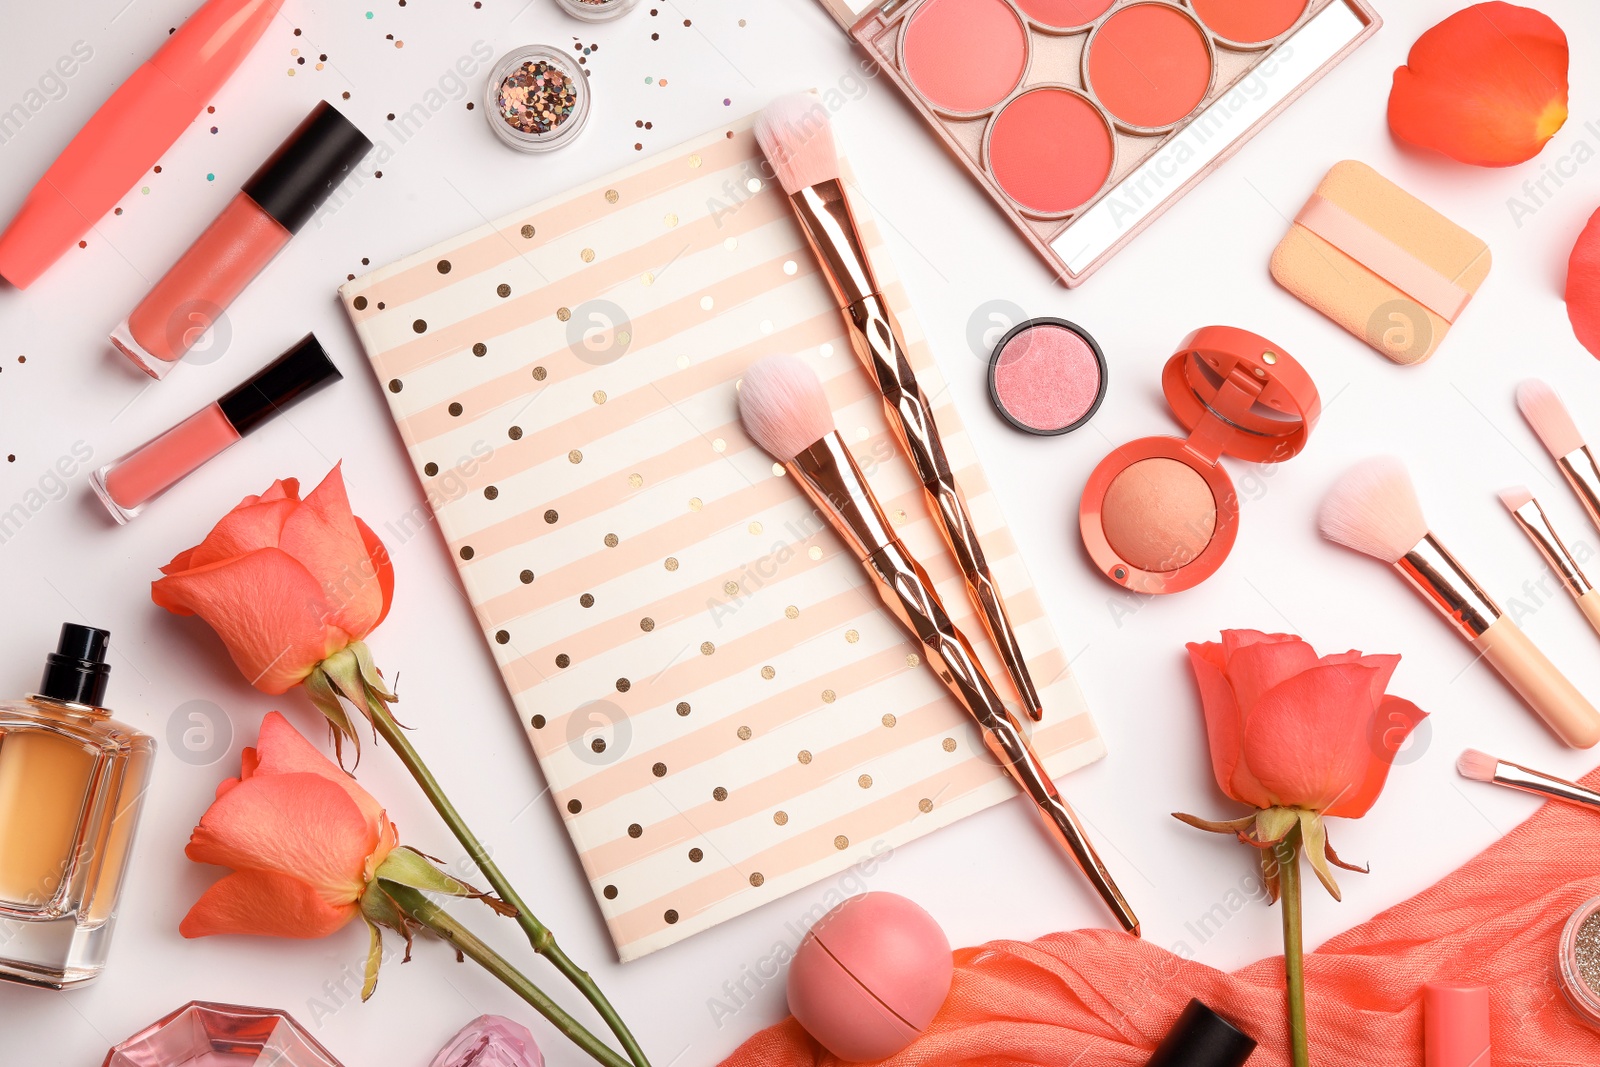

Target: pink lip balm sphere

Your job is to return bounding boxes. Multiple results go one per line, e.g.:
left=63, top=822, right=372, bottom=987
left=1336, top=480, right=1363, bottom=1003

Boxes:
left=786, top=893, right=954, bottom=1061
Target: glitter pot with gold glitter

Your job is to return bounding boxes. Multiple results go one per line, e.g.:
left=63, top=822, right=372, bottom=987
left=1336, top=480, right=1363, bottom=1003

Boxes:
left=484, top=46, right=590, bottom=153
left=1559, top=896, right=1600, bottom=1029
left=554, top=0, right=641, bottom=22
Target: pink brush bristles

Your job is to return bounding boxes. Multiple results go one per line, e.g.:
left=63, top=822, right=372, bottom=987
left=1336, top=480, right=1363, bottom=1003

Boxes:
left=754, top=93, right=841, bottom=196
left=1318, top=457, right=1429, bottom=564
left=1456, top=749, right=1500, bottom=782
left=1518, top=379, right=1586, bottom=459
left=737, top=354, right=835, bottom=463
left=1499, top=485, right=1535, bottom=511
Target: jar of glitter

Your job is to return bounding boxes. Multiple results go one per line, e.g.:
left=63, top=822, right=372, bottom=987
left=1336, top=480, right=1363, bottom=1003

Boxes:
left=484, top=46, right=590, bottom=153
left=554, top=0, right=641, bottom=21
left=1558, top=895, right=1600, bottom=1028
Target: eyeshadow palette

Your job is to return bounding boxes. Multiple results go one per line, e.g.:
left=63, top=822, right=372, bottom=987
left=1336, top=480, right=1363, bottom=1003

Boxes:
left=820, top=0, right=1379, bottom=286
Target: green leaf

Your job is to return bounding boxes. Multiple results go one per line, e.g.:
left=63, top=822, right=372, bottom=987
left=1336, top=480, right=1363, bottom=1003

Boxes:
left=303, top=666, right=360, bottom=766
left=361, top=917, right=383, bottom=1001
left=1297, top=811, right=1343, bottom=902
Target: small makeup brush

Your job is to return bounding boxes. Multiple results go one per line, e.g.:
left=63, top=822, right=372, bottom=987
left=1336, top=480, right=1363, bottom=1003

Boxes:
left=1319, top=457, right=1600, bottom=749
left=1518, top=379, right=1600, bottom=536
left=1499, top=485, right=1600, bottom=640
left=755, top=94, right=1045, bottom=724
left=738, top=353, right=1138, bottom=934
left=1457, top=748, right=1600, bottom=812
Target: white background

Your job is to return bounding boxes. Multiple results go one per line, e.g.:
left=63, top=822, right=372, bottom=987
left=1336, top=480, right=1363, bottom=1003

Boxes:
left=2, top=0, right=1599, bottom=1063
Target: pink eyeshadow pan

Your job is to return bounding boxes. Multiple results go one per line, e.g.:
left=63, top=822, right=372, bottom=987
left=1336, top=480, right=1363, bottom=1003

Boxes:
left=903, top=0, right=1029, bottom=114
left=988, top=319, right=1106, bottom=435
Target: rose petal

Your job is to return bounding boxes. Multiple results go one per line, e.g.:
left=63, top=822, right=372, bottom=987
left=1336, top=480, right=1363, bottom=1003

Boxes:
left=185, top=770, right=374, bottom=906
left=160, top=478, right=302, bottom=575
left=1222, top=633, right=1320, bottom=718
left=1240, top=664, right=1384, bottom=811
left=1326, top=695, right=1427, bottom=818
left=1388, top=2, right=1568, bottom=167
left=278, top=465, right=387, bottom=641
left=1321, top=651, right=1401, bottom=710
left=356, top=517, right=395, bottom=632
left=1187, top=643, right=1273, bottom=809
left=180, top=869, right=358, bottom=939
left=1567, top=208, right=1600, bottom=360
left=153, top=548, right=349, bottom=693
left=251, top=711, right=387, bottom=837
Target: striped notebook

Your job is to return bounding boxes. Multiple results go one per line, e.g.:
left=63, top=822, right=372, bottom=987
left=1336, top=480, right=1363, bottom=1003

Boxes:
left=339, top=114, right=1103, bottom=961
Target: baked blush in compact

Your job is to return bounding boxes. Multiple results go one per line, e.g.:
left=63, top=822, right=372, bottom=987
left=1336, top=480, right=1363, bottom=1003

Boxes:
left=1079, top=326, right=1319, bottom=594
left=808, top=0, right=1379, bottom=285
left=988, top=318, right=1106, bottom=435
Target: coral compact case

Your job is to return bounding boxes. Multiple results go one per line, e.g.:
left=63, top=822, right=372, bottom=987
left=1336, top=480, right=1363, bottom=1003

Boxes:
left=1080, top=326, right=1318, bottom=594
left=810, top=0, right=1379, bottom=285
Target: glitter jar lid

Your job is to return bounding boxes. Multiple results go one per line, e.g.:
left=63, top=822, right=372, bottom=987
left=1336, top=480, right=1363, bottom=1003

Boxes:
left=484, top=46, right=591, bottom=153
left=1558, top=895, right=1600, bottom=1028
left=554, top=0, right=642, bottom=22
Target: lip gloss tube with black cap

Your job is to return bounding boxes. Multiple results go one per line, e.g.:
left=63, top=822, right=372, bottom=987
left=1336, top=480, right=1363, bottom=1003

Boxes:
left=90, top=334, right=342, bottom=524
left=111, top=102, right=371, bottom=379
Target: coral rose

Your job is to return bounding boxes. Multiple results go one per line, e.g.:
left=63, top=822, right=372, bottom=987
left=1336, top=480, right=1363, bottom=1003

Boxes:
left=1388, top=2, right=1568, bottom=167
left=181, top=711, right=398, bottom=939
left=152, top=464, right=392, bottom=695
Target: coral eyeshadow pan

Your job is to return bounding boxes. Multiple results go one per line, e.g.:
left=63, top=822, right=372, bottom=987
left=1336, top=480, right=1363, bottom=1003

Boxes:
left=1190, top=0, right=1307, bottom=44
left=1088, top=4, right=1212, bottom=129
left=989, top=90, right=1112, bottom=214
left=903, top=0, right=1029, bottom=114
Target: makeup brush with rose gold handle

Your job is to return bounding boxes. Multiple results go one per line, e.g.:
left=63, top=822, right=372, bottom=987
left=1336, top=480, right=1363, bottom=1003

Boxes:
left=738, top=353, right=1138, bottom=934
left=1499, top=486, right=1600, bottom=641
left=1320, top=457, right=1600, bottom=749
left=754, top=93, right=1044, bottom=723
left=1458, top=748, right=1600, bottom=812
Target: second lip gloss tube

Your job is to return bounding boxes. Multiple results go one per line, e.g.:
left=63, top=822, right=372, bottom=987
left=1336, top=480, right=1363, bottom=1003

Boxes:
left=110, top=102, right=371, bottom=379
left=91, top=334, right=342, bottom=523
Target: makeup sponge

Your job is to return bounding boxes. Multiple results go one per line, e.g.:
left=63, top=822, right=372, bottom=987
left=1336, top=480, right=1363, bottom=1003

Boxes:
left=787, top=893, right=952, bottom=1061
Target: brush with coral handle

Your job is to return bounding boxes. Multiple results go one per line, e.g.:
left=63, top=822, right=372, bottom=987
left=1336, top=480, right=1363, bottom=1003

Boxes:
left=1519, top=379, right=1600, bottom=536
left=1458, top=748, right=1600, bottom=812
left=738, top=353, right=1138, bottom=934
left=1320, top=457, right=1600, bottom=749
left=1499, top=486, right=1600, bottom=641
left=754, top=93, right=1043, bottom=724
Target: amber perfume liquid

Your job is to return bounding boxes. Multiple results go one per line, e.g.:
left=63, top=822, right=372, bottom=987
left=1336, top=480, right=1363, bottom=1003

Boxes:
left=0, top=625, right=154, bottom=988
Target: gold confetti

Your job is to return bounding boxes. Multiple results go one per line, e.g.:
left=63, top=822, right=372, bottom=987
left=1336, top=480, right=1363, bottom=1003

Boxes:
left=604, top=533, right=619, bottom=547
left=689, top=497, right=703, bottom=511
left=942, top=737, right=957, bottom=752
left=834, top=835, right=848, bottom=850
left=845, top=629, right=859, bottom=644
left=858, top=775, right=872, bottom=789
left=772, top=463, right=785, bottom=477
left=629, top=472, right=643, bottom=488
left=569, top=449, right=583, bottom=463
left=605, top=189, right=620, bottom=203
left=882, top=713, right=897, bottom=728
left=749, top=521, right=763, bottom=535
left=749, top=873, right=764, bottom=887
left=797, top=750, right=812, bottom=764
left=773, top=811, right=788, bottom=825
left=785, top=605, right=799, bottom=619
left=821, top=689, right=836, bottom=703
left=557, top=307, right=572, bottom=322
left=689, top=154, right=702, bottom=168
left=665, top=557, right=679, bottom=571
left=760, top=666, right=775, bottom=680
left=664, top=213, right=679, bottom=228
left=808, top=546, right=823, bottom=560
left=737, top=725, right=752, bottom=740
left=581, top=248, right=596, bottom=263
left=713, top=437, right=726, bottom=453
left=593, top=390, right=607, bottom=405
left=521, top=224, right=535, bottom=238
left=918, top=798, right=933, bottom=813
left=700, top=641, right=715, bottom=656
left=724, top=581, right=740, bottom=595
left=906, top=653, right=920, bottom=667
left=640, top=617, right=654, bottom=631
left=642, top=272, right=655, bottom=286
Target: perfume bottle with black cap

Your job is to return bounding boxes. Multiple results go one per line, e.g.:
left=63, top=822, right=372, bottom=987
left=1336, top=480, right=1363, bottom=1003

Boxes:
left=0, top=624, right=155, bottom=988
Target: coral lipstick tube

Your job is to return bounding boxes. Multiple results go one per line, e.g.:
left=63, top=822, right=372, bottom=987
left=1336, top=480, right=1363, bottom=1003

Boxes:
left=0, top=0, right=284, bottom=289
left=112, top=102, right=371, bottom=378
left=91, top=334, right=341, bottom=523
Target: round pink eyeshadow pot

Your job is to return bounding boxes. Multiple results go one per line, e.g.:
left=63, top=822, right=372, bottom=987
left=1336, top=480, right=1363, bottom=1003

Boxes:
left=988, top=318, right=1107, bottom=435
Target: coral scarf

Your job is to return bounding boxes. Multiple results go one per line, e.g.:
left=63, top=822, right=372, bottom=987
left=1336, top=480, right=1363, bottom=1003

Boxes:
left=720, top=772, right=1600, bottom=1066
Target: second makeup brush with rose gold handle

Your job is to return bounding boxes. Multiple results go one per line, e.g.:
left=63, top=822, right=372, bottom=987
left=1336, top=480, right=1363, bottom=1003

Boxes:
left=738, top=353, right=1138, bottom=935
left=1499, top=486, right=1600, bottom=641
left=754, top=94, right=1044, bottom=723
left=1320, top=457, right=1600, bottom=749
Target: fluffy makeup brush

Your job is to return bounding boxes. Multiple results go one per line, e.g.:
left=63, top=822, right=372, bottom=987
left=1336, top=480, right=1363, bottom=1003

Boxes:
left=738, top=354, right=1138, bottom=934
left=1499, top=486, right=1600, bottom=640
left=1319, top=457, right=1600, bottom=748
left=755, top=95, right=1045, bottom=723
left=1518, top=379, right=1600, bottom=536
left=1458, top=748, right=1600, bottom=812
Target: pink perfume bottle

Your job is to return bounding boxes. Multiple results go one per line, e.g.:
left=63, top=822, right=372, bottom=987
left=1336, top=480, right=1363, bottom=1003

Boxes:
left=105, top=1002, right=346, bottom=1066
left=0, top=625, right=154, bottom=988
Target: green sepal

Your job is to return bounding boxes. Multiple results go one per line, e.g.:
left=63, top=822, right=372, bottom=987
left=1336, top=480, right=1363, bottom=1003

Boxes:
left=375, top=846, right=519, bottom=918
left=303, top=665, right=360, bottom=766
left=360, top=917, right=383, bottom=1001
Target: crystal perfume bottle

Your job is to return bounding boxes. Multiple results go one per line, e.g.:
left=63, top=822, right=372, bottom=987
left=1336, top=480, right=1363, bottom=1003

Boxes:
left=0, top=624, right=155, bottom=988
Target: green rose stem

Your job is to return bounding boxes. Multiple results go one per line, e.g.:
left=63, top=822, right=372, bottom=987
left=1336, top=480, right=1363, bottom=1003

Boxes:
left=1277, top=828, right=1309, bottom=1067
left=367, top=699, right=651, bottom=1067
left=385, top=882, right=632, bottom=1067
left=310, top=647, right=650, bottom=1067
